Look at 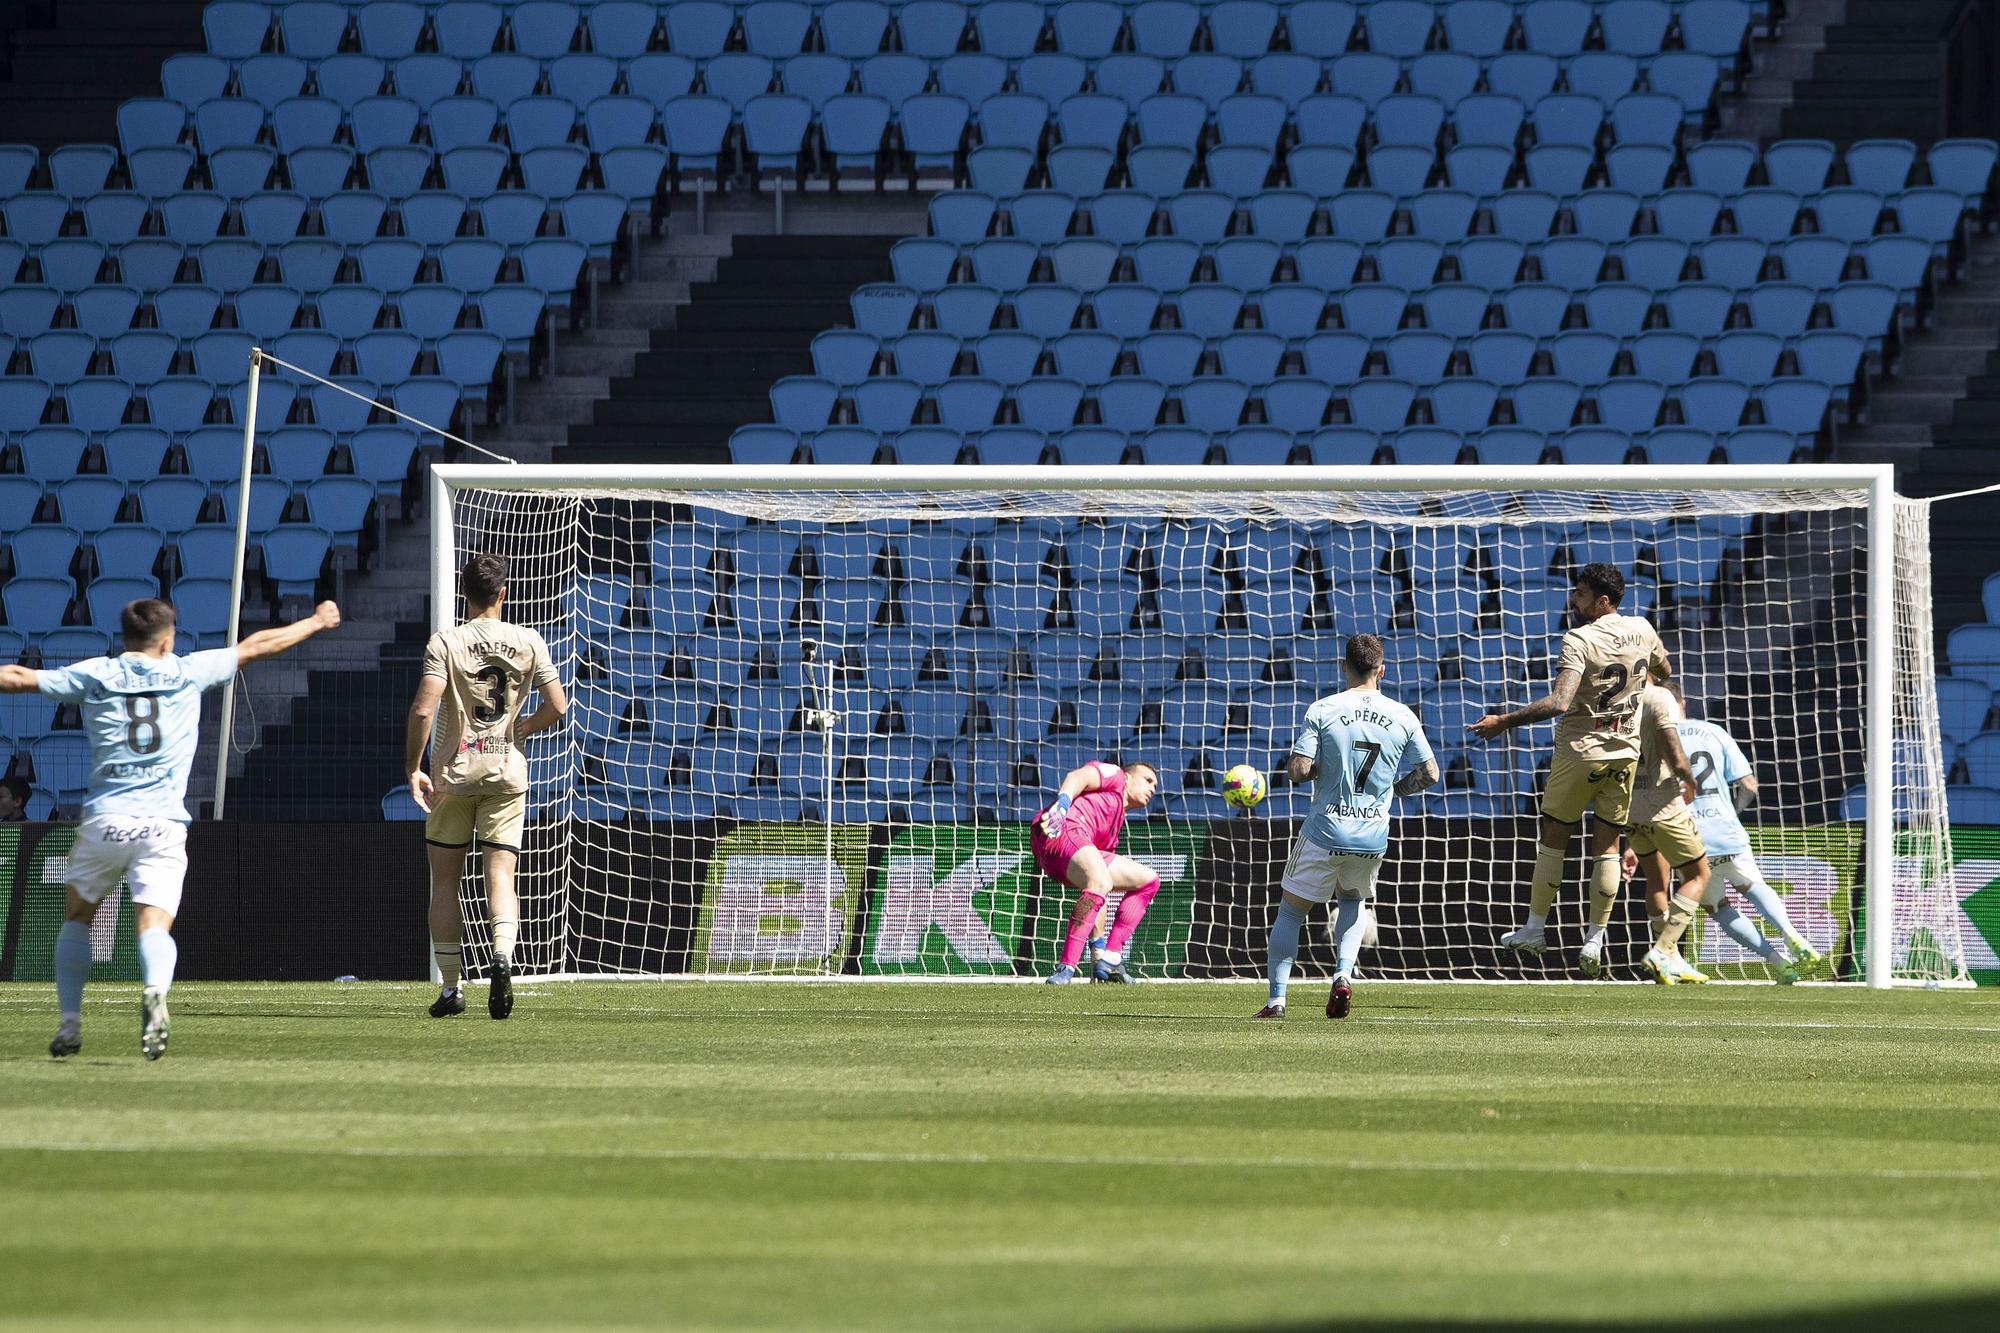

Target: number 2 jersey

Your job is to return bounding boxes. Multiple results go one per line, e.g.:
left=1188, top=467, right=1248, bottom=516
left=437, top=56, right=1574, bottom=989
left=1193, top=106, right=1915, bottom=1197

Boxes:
left=36, top=649, right=239, bottom=821
left=1553, top=613, right=1670, bottom=764
left=1674, top=717, right=1755, bottom=857
left=421, top=618, right=560, bottom=796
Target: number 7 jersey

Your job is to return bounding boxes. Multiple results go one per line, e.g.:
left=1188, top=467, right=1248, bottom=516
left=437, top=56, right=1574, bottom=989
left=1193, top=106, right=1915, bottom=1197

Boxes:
left=1553, top=613, right=1670, bottom=764
left=422, top=618, right=560, bottom=796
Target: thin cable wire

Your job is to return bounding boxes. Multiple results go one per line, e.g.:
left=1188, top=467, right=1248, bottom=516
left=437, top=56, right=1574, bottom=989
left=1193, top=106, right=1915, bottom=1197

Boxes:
left=254, top=349, right=521, bottom=465
left=1919, top=479, right=2000, bottom=504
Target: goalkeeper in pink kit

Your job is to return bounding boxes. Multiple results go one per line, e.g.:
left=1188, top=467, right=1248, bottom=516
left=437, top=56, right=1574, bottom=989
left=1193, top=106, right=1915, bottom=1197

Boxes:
left=1032, top=759, right=1161, bottom=984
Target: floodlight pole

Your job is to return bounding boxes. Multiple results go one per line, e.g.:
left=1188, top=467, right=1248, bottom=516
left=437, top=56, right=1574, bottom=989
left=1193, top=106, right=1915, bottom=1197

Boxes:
left=211, top=347, right=262, bottom=820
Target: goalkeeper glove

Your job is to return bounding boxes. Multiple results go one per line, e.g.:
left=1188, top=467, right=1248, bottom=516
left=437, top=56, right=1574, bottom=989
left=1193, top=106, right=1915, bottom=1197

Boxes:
left=1039, top=793, right=1073, bottom=838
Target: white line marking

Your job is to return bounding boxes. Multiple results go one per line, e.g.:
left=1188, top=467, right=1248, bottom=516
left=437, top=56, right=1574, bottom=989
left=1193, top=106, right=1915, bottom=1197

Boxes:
left=0, top=1139, right=1992, bottom=1183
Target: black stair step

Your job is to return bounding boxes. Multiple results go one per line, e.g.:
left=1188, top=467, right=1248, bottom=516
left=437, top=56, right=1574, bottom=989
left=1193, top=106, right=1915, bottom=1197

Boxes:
left=647, top=329, right=821, bottom=352
left=630, top=350, right=812, bottom=380
left=603, top=378, right=790, bottom=403
left=731, top=235, right=897, bottom=258
left=713, top=259, right=894, bottom=286
left=676, top=303, right=855, bottom=333
left=559, top=441, right=732, bottom=465
left=569, top=423, right=738, bottom=449
left=593, top=396, right=770, bottom=428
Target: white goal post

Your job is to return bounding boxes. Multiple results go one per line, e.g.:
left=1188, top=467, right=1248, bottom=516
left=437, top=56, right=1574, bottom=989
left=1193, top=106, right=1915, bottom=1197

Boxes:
left=427, top=462, right=1969, bottom=990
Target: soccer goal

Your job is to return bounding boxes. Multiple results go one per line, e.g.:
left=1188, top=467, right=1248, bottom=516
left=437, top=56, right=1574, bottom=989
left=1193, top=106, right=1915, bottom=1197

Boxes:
left=428, top=463, right=1968, bottom=989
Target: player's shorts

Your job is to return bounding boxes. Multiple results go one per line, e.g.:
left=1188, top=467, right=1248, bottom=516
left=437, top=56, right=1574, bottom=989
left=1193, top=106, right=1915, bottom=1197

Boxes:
left=65, top=815, right=189, bottom=916
left=1280, top=836, right=1383, bottom=904
left=1541, top=752, right=1635, bottom=826
left=1629, top=805, right=1706, bottom=867
left=426, top=789, right=525, bottom=854
left=1029, top=825, right=1112, bottom=886
left=1707, top=851, right=1763, bottom=889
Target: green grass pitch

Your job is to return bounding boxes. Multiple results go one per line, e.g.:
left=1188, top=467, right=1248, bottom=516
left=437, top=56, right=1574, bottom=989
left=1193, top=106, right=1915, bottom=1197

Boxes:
left=3, top=981, right=1998, bottom=1331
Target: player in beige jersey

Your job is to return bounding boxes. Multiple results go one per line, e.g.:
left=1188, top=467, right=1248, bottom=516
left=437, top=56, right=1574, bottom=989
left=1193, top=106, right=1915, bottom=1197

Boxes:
left=1622, top=677, right=1708, bottom=983
left=404, top=555, right=568, bottom=1020
left=1469, top=563, right=1672, bottom=967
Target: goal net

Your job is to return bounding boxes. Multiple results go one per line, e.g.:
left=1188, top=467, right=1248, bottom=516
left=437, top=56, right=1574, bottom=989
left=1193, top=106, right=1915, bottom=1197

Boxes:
left=430, top=464, right=1968, bottom=988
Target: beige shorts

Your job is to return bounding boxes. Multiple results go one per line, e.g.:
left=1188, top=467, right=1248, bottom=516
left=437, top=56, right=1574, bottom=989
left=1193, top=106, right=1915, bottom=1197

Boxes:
left=1541, top=752, right=1635, bottom=826
left=1629, top=805, right=1706, bottom=868
left=426, top=789, right=526, bottom=853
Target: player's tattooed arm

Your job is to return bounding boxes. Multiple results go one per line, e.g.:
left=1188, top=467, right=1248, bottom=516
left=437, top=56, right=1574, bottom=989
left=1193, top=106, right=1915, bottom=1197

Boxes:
left=0, top=665, right=39, bottom=693
left=1393, top=759, right=1441, bottom=798
left=1285, top=753, right=1317, bottom=784
left=1468, top=668, right=1581, bottom=739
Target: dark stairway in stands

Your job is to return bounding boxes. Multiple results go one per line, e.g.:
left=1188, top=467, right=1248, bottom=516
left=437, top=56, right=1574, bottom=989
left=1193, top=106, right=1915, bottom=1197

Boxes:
left=1910, top=369, right=2000, bottom=641
left=564, top=234, right=896, bottom=463
left=223, top=627, right=428, bottom=821
left=0, top=0, right=210, bottom=148
left=1776, top=0, right=2000, bottom=645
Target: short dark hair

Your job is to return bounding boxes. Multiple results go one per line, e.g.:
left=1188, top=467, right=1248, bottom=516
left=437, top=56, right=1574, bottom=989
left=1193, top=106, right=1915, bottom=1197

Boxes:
left=1659, top=676, right=1684, bottom=705
left=1344, top=632, right=1385, bottom=677
left=462, top=553, right=509, bottom=608
left=1122, top=760, right=1159, bottom=781
left=1575, top=562, right=1625, bottom=606
left=121, top=598, right=176, bottom=648
left=0, top=775, right=28, bottom=805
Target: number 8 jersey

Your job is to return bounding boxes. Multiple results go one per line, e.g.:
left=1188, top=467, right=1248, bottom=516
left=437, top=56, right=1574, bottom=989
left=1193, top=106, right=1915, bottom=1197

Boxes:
left=37, top=649, right=239, bottom=821
left=1553, top=613, right=1670, bottom=764
left=422, top=619, right=560, bottom=795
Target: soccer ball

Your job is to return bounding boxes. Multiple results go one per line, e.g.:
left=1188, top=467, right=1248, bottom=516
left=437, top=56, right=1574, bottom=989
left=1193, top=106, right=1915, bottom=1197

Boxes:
left=1221, top=764, right=1267, bottom=810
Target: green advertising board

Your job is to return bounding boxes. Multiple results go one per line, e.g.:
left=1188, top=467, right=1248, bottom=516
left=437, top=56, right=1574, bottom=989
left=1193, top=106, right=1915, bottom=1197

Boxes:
left=691, top=824, right=869, bottom=974
left=8, top=825, right=140, bottom=983
left=863, top=824, right=1206, bottom=977
left=1941, top=828, right=2000, bottom=986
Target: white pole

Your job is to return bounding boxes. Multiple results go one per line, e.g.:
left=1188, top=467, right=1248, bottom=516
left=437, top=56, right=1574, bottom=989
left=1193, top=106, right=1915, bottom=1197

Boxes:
left=1865, top=469, right=1895, bottom=989
left=210, top=347, right=262, bottom=820
left=426, top=466, right=457, bottom=985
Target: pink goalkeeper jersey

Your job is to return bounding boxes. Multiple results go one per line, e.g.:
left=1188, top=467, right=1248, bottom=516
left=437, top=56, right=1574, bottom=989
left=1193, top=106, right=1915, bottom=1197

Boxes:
left=1037, top=762, right=1129, bottom=854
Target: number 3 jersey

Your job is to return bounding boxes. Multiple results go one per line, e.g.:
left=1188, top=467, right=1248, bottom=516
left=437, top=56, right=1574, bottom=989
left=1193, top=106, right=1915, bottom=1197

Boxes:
left=1554, top=613, right=1670, bottom=764
left=36, top=649, right=239, bottom=821
left=422, top=619, right=559, bottom=796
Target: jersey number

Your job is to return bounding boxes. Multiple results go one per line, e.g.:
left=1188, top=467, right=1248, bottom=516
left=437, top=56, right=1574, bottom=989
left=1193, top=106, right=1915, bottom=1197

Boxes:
left=1352, top=741, right=1383, bottom=792
left=1591, top=658, right=1650, bottom=712
left=1689, top=750, right=1719, bottom=796
left=123, top=694, right=162, bottom=755
left=471, top=664, right=510, bottom=724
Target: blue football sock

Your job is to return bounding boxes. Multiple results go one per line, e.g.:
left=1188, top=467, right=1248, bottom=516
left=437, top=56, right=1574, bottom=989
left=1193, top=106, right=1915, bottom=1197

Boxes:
left=1742, top=881, right=1805, bottom=949
left=55, top=920, right=91, bottom=1021
left=1266, top=899, right=1307, bottom=1003
left=1712, top=903, right=1780, bottom=962
left=1333, top=898, right=1368, bottom=979
left=138, top=926, right=178, bottom=994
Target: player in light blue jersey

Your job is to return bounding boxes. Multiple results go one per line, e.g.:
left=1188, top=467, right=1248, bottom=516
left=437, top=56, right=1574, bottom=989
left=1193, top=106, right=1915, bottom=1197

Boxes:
left=0, top=596, right=341, bottom=1060
left=1666, top=680, right=1826, bottom=980
left=1258, top=634, right=1438, bottom=1020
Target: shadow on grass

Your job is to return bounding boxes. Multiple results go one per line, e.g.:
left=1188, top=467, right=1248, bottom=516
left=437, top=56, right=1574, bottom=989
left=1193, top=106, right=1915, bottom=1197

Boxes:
left=1162, top=1292, right=2000, bottom=1332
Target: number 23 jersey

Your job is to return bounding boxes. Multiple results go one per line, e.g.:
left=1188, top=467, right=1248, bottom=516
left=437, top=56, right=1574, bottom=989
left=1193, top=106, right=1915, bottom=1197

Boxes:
left=423, top=619, right=560, bottom=796
left=1554, top=613, right=1669, bottom=764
